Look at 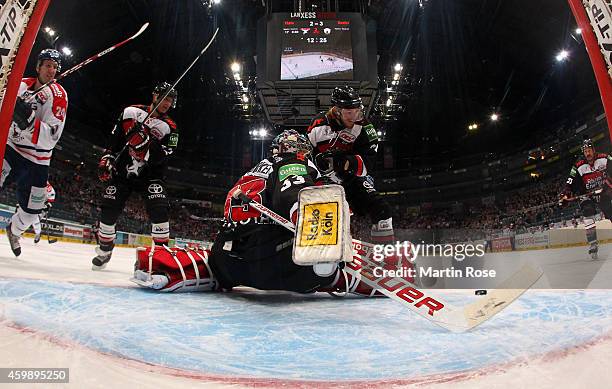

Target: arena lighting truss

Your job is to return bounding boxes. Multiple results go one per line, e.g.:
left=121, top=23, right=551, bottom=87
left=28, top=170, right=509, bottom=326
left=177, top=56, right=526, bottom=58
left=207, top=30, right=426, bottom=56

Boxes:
left=41, top=25, right=74, bottom=57
left=200, top=0, right=222, bottom=9
left=226, top=60, right=261, bottom=121
left=373, top=59, right=414, bottom=121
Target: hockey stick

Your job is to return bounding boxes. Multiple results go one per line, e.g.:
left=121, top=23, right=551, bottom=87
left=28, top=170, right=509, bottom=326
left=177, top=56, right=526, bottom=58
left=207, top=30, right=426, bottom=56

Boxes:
left=232, top=188, right=542, bottom=332
left=558, top=188, right=603, bottom=205
left=27, top=23, right=150, bottom=100
left=112, top=27, right=220, bottom=160
left=41, top=210, right=57, bottom=244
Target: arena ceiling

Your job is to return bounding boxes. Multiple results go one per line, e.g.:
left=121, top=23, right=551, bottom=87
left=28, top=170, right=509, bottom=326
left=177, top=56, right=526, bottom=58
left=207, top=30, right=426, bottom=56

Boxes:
left=33, top=0, right=602, bottom=172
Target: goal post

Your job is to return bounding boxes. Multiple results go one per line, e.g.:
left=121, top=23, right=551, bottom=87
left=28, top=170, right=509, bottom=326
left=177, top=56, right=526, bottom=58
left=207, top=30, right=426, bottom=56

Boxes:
left=0, top=0, right=51, bottom=166
left=567, top=0, right=612, bottom=139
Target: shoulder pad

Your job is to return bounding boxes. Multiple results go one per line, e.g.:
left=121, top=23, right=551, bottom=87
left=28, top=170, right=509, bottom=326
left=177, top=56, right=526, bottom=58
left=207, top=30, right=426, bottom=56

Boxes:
left=307, top=116, right=327, bottom=133
left=164, top=117, right=177, bottom=130
left=575, top=159, right=587, bottom=168
left=22, top=78, right=36, bottom=88
left=49, top=83, right=67, bottom=99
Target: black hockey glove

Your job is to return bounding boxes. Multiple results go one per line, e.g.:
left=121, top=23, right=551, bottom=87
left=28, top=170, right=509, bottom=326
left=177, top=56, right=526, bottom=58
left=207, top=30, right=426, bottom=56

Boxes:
left=315, top=149, right=358, bottom=176
left=315, top=152, right=334, bottom=174
left=97, top=153, right=116, bottom=182
left=12, top=98, right=33, bottom=131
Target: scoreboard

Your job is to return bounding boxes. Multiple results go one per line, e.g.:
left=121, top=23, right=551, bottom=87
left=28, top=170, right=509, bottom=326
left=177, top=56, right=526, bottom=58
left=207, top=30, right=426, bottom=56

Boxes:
left=257, top=12, right=377, bottom=82
left=281, top=17, right=353, bottom=80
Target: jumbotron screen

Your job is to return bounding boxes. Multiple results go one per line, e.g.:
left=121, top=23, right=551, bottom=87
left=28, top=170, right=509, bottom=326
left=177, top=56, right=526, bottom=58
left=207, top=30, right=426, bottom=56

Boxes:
left=281, top=18, right=353, bottom=80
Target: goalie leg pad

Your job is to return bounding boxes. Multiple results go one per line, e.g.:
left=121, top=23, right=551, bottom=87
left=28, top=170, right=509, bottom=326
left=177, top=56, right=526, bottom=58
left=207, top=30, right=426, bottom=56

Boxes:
left=319, top=266, right=383, bottom=297
left=132, top=246, right=218, bottom=292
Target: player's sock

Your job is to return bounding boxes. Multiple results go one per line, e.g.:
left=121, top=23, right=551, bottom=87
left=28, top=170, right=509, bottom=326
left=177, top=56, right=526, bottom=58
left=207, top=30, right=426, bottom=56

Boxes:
left=151, top=222, right=169, bottom=246
left=370, top=217, right=394, bottom=244
left=92, top=222, right=115, bottom=270
left=585, top=218, right=598, bottom=260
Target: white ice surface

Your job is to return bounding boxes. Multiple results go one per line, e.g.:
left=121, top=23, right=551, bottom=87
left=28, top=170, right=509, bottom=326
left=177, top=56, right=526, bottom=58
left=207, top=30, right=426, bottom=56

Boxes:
left=281, top=54, right=352, bottom=79
left=0, top=238, right=611, bottom=388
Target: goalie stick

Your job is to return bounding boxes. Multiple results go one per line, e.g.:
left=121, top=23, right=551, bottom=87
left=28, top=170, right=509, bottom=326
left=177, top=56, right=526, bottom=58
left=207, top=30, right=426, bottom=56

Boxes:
left=27, top=22, right=150, bottom=99
left=232, top=188, right=542, bottom=333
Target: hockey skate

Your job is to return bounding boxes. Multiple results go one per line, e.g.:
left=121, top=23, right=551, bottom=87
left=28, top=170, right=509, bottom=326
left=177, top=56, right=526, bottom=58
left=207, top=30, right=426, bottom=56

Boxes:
left=92, top=246, right=112, bottom=270
left=6, top=223, right=21, bottom=257
left=34, top=233, right=41, bottom=244
left=588, top=243, right=598, bottom=260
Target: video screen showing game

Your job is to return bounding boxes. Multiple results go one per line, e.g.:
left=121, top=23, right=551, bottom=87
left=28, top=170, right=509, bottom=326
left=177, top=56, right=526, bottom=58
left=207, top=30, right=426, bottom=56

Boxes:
left=281, top=18, right=353, bottom=80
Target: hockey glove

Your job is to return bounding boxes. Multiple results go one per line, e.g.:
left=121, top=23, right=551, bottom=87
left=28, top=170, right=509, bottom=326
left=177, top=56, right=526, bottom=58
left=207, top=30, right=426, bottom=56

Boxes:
left=126, top=123, right=150, bottom=161
left=12, top=98, right=34, bottom=132
left=97, top=154, right=116, bottom=182
left=334, top=153, right=359, bottom=175
left=558, top=192, right=571, bottom=206
left=315, top=152, right=334, bottom=174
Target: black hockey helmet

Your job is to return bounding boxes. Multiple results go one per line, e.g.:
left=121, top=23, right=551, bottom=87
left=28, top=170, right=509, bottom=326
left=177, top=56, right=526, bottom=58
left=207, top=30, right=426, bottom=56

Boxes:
left=37, top=49, right=61, bottom=72
left=581, top=138, right=594, bottom=152
left=153, top=81, right=178, bottom=108
left=330, top=86, right=363, bottom=109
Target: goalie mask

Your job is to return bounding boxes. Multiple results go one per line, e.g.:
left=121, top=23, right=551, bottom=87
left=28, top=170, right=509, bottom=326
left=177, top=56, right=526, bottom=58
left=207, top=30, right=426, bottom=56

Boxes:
left=274, top=130, right=312, bottom=158
left=153, top=81, right=178, bottom=108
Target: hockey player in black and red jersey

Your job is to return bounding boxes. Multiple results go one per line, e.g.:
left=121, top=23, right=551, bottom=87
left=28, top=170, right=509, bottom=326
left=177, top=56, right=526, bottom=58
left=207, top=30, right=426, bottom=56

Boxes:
left=131, top=130, right=379, bottom=295
left=307, top=86, right=394, bottom=245
left=92, top=82, right=179, bottom=270
left=560, top=139, right=612, bottom=259
left=2, top=49, right=68, bottom=257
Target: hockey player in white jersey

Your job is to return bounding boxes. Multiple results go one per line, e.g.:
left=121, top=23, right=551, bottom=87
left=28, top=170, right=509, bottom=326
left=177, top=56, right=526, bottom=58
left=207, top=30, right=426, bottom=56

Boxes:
left=2, top=49, right=68, bottom=256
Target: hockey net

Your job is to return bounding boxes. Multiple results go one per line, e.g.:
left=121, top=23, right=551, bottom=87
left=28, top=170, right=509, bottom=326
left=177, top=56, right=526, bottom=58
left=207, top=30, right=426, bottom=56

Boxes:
left=568, top=0, right=612, bottom=137
left=0, top=0, right=50, bottom=162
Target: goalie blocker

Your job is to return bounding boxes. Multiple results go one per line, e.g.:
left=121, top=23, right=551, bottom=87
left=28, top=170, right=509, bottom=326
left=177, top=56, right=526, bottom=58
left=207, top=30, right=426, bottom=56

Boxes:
left=293, top=185, right=352, bottom=275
